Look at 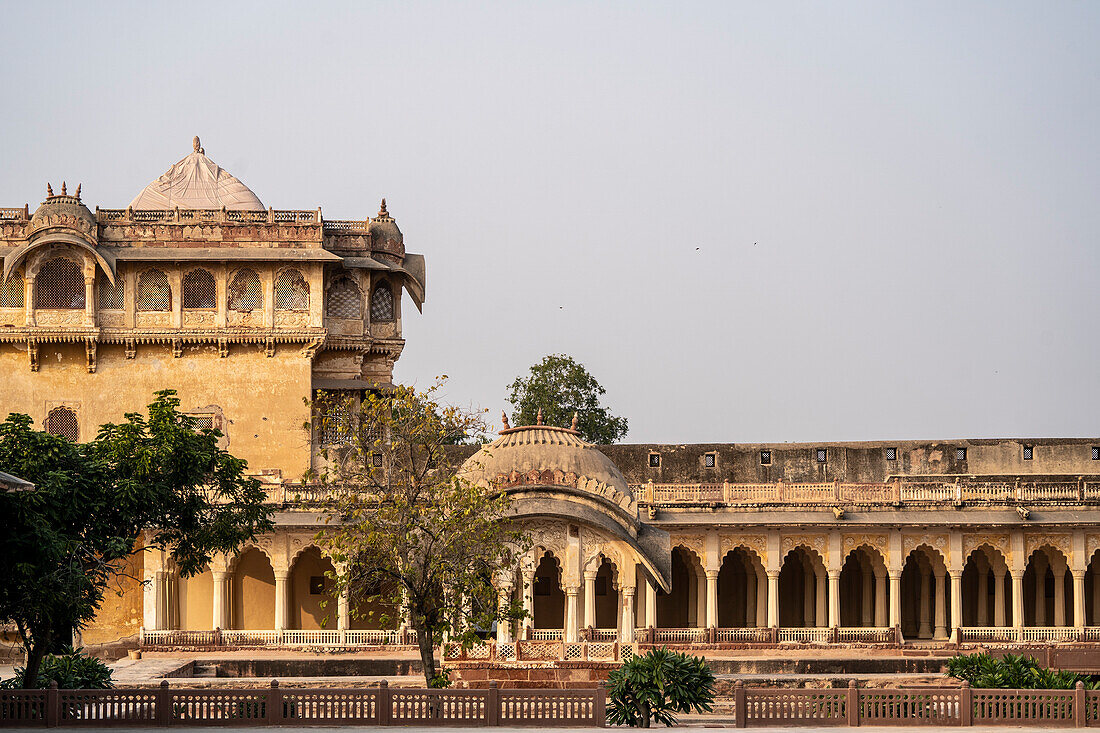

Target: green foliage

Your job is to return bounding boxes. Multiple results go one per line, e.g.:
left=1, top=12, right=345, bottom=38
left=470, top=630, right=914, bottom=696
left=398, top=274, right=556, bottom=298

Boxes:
left=428, top=669, right=453, bottom=688
left=311, top=378, right=529, bottom=686
left=0, top=390, right=274, bottom=688
left=0, top=647, right=113, bottom=689
left=947, top=653, right=1100, bottom=690
left=606, top=647, right=716, bottom=727
left=507, top=354, right=628, bottom=443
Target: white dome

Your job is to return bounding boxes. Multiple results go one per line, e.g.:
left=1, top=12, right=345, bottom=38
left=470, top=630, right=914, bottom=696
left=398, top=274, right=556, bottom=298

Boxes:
left=129, top=137, right=264, bottom=211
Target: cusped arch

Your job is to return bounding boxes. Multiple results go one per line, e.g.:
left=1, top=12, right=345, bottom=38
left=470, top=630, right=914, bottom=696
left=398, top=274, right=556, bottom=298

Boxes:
left=1027, top=544, right=1069, bottom=572
left=227, top=542, right=275, bottom=573
left=781, top=544, right=827, bottom=574
left=843, top=543, right=887, bottom=575
left=904, top=543, right=948, bottom=576
left=966, top=543, right=1010, bottom=574
left=5, top=234, right=116, bottom=285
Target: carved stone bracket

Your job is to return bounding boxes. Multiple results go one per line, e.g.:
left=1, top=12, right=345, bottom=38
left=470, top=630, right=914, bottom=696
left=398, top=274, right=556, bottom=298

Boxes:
left=124, top=338, right=136, bottom=359
left=28, top=339, right=38, bottom=372
left=172, top=338, right=182, bottom=358
left=218, top=338, right=229, bottom=358
left=84, top=337, right=96, bottom=373
left=265, top=336, right=276, bottom=357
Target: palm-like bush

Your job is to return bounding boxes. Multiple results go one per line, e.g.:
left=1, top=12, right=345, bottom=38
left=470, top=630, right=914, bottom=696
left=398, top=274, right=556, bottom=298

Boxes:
left=0, top=647, right=113, bottom=689
left=606, top=647, right=716, bottom=727
left=947, top=653, right=1099, bottom=690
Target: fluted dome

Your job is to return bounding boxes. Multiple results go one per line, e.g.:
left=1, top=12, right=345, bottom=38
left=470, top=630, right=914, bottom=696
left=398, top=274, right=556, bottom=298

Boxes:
left=129, top=137, right=264, bottom=211
left=368, top=199, right=404, bottom=256
left=459, top=423, right=633, bottom=501
left=28, top=185, right=96, bottom=240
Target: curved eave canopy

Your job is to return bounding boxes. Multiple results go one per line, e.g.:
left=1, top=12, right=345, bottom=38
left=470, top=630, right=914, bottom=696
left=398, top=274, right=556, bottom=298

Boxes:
left=4, top=232, right=116, bottom=285
left=505, top=490, right=672, bottom=592
left=339, top=253, right=426, bottom=312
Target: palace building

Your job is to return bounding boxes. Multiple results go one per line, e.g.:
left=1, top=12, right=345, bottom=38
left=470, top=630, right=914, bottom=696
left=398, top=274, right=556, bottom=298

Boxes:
left=4, top=141, right=1100, bottom=660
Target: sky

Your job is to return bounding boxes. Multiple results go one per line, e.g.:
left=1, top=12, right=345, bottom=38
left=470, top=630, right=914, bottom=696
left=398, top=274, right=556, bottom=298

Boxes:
left=2, top=1, right=1098, bottom=443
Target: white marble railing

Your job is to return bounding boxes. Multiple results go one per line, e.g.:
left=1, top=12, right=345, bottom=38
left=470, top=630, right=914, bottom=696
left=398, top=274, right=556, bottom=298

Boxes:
left=141, top=628, right=405, bottom=647
left=837, top=626, right=893, bottom=643
left=960, top=626, right=1021, bottom=642
left=526, top=629, right=563, bottom=641
left=653, top=628, right=708, bottom=644
left=715, top=627, right=772, bottom=643
left=1020, top=627, right=1081, bottom=642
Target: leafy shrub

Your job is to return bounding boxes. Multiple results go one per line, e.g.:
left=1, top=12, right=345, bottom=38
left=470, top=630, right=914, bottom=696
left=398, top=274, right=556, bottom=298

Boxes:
left=947, top=653, right=1100, bottom=690
left=0, top=647, right=113, bottom=689
left=428, top=668, right=452, bottom=688
left=606, top=647, right=715, bottom=727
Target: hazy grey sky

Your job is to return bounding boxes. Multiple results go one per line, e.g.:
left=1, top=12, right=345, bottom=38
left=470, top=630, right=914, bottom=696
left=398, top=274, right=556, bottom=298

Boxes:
left=3, top=2, right=1098, bottom=443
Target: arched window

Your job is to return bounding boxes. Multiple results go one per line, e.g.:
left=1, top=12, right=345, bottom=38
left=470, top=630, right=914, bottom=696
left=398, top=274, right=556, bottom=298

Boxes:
left=228, top=269, right=262, bottom=312
left=136, top=269, right=171, bottom=311
left=45, top=406, right=79, bottom=442
left=182, top=269, right=216, bottom=309
left=370, top=282, right=394, bottom=322
left=274, top=269, right=309, bottom=311
left=98, top=277, right=123, bottom=310
left=326, top=276, right=362, bottom=319
left=35, top=257, right=84, bottom=309
left=0, top=275, right=24, bottom=308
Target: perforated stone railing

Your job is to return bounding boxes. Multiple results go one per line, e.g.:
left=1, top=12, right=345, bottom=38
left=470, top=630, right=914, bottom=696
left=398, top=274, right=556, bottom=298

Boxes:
left=96, top=208, right=321, bottom=224
left=634, top=477, right=1099, bottom=506
left=777, top=627, right=831, bottom=643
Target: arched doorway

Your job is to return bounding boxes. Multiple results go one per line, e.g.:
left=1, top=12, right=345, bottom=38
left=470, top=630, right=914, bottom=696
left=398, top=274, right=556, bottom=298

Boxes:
left=231, top=547, right=275, bottom=630
left=717, top=547, right=765, bottom=628
left=961, top=545, right=1012, bottom=627
left=839, top=546, right=888, bottom=628
left=1024, top=546, right=1072, bottom=627
left=532, top=552, right=565, bottom=629
left=658, top=546, right=704, bottom=628
left=178, top=566, right=214, bottom=631
left=1087, top=550, right=1100, bottom=626
left=900, top=546, right=950, bottom=639
left=289, top=547, right=336, bottom=630
left=778, top=547, right=826, bottom=628
left=592, top=558, right=620, bottom=630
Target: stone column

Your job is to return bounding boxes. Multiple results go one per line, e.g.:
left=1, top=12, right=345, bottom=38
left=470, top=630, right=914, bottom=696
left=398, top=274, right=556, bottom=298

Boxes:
left=815, top=569, right=826, bottom=627
left=337, top=591, right=350, bottom=631
left=522, top=570, right=535, bottom=635
left=1073, top=571, right=1086, bottom=629
left=705, top=570, right=718, bottom=629
left=827, top=571, right=840, bottom=628
left=918, top=567, right=932, bottom=637
left=994, top=571, right=1006, bottom=627
left=746, top=571, right=757, bottom=627
left=758, top=570, right=770, bottom=628
left=496, top=584, right=513, bottom=643
left=695, top=570, right=706, bottom=628
left=950, top=574, right=963, bottom=642
left=803, top=569, right=815, bottom=626
left=564, top=587, right=580, bottom=642
left=934, top=570, right=948, bottom=638
left=1093, top=567, right=1100, bottom=627
left=621, top=587, right=636, bottom=643
left=154, top=570, right=168, bottom=631
left=24, top=276, right=34, bottom=327
left=889, top=572, right=902, bottom=629
left=1054, top=568, right=1066, bottom=627
left=1012, top=572, right=1024, bottom=631
left=274, top=570, right=289, bottom=631
left=767, top=572, right=780, bottom=628
left=583, top=571, right=597, bottom=630
left=645, top=578, right=657, bottom=629
left=212, top=570, right=229, bottom=630
left=861, top=567, right=873, bottom=627
left=976, top=570, right=989, bottom=626
left=875, top=570, right=887, bottom=627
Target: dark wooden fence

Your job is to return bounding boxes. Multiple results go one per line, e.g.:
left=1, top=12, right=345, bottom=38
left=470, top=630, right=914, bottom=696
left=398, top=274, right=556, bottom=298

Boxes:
left=0, top=680, right=605, bottom=727
left=731, top=680, right=1098, bottom=727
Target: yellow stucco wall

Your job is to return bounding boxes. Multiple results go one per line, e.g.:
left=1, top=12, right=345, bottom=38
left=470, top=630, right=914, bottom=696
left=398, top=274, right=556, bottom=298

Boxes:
left=290, top=548, right=335, bottom=630
left=82, top=551, right=144, bottom=645
left=0, top=342, right=312, bottom=478
left=179, top=569, right=214, bottom=631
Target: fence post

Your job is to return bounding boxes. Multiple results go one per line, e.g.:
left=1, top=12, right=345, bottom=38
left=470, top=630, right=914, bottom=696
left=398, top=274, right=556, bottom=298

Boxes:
left=156, top=679, right=170, bottom=726
left=1075, top=681, right=1086, bottom=727
left=595, top=680, right=607, bottom=727
left=378, top=679, right=392, bottom=725
left=266, top=680, right=281, bottom=724
left=46, top=680, right=59, bottom=728
left=486, top=680, right=500, bottom=726
left=846, top=680, right=859, bottom=727
left=960, top=681, right=972, bottom=726
left=733, top=680, right=746, bottom=728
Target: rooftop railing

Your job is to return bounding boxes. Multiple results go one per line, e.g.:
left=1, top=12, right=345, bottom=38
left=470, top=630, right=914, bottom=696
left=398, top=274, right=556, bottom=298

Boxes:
left=96, top=208, right=323, bottom=225
left=632, top=477, right=1100, bottom=506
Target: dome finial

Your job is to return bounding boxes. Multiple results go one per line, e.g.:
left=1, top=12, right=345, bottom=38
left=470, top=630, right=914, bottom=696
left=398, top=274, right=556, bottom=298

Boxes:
left=75, top=183, right=81, bottom=200
left=46, top=183, right=53, bottom=197
left=501, top=410, right=510, bottom=430
left=61, top=182, right=67, bottom=196
left=571, top=412, right=579, bottom=431
left=193, top=136, right=204, bottom=154
left=378, top=198, right=388, bottom=217
left=536, top=408, right=543, bottom=426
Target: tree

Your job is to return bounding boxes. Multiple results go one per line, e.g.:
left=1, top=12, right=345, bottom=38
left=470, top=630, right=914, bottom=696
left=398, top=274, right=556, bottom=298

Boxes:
left=312, top=379, right=528, bottom=686
left=0, top=390, right=274, bottom=688
left=507, top=354, right=628, bottom=443
left=606, top=647, right=716, bottom=727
